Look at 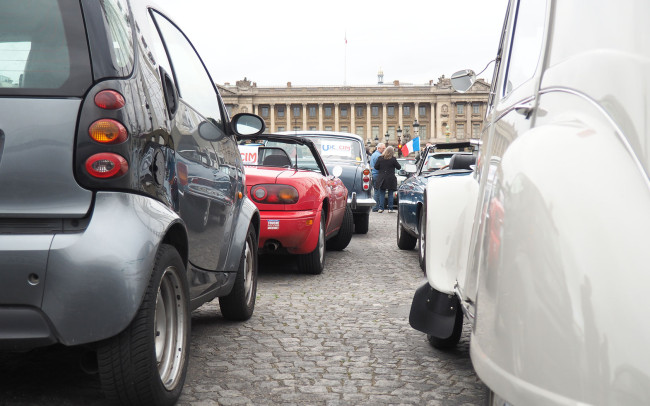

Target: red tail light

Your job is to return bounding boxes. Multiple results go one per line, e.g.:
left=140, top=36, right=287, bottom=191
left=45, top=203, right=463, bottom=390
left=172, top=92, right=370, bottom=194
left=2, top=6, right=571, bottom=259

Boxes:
left=362, top=167, right=371, bottom=190
left=89, top=119, right=128, bottom=144
left=177, top=162, right=188, bottom=186
left=94, top=90, right=125, bottom=110
left=85, top=153, right=128, bottom=178
left=251, top=184, right=299, bottom=204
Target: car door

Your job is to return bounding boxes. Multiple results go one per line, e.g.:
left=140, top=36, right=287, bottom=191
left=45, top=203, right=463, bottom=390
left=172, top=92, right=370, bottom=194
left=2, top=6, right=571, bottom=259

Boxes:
left=461, top=0, right=548, bottom=310
left=151, top=11, right=235, bottom=274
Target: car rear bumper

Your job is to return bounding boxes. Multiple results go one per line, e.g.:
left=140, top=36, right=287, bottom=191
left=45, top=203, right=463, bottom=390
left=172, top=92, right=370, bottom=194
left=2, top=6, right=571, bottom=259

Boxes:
left=258, top=210, right=320, bottom=254
left=348, top=191, right=376, bottom=211
left=0, top=192, right=178, bottom=349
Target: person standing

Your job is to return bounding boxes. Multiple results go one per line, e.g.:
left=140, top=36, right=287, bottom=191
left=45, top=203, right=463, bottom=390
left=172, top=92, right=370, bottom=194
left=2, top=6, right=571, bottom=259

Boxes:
left=374, top=146, right=401, bottom=213
left=369, top=143, right=386, bottom=212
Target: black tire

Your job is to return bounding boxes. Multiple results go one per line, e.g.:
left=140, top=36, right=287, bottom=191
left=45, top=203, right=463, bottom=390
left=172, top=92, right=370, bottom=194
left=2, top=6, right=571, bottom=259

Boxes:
left=427, top=303, right=464, bottom=349
left=396, top=208, right=417, bottom=250
left=326, top=205, right=353, bottom=251
left=353, top=212, right=369, bottom=234
left=219, top=222, right=258, bottom=321
left=418, top=208, right=426, bottom=273
left=97, top=244, right=190, bottom=406
left=298, top=211, right=326, bottom=274
left=182, top=196, right=210, bottom=232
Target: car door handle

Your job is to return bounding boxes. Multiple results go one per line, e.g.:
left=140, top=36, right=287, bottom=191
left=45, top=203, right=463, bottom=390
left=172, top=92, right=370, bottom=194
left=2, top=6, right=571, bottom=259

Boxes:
left=514, top=103, right=534, bottom=119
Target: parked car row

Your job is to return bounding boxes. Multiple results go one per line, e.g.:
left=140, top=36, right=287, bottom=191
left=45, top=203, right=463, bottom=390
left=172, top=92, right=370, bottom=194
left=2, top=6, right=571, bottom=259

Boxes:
left=408, top=0, right=650, bottom=405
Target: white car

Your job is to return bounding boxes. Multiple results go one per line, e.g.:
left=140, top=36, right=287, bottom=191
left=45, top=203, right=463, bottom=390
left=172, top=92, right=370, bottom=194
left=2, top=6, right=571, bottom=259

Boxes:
left=409, top=0, right=650, bottom=405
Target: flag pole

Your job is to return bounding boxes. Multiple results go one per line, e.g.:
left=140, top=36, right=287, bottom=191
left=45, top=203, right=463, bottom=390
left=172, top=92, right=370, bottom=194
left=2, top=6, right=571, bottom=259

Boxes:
left=344, top=31, right=347, bottom=86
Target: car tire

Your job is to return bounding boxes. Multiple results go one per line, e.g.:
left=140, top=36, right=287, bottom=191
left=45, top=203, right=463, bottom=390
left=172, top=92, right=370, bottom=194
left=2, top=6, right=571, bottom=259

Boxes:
left=418, top=208, right=426, bottom=273
left=353, top=212, right=369, bottom=234
left=219, top=222, right=258, bottom=321
left=396, top=208, right=417, bottom=250
left=326, top=205, right=353, bottom=251
left=97, top=244, right=189, bottom=406
left=426, top=302, right=464, bottom=349
left=298, top=211, right=326, bottom=274
left=182, top=196, right=210, bottom=232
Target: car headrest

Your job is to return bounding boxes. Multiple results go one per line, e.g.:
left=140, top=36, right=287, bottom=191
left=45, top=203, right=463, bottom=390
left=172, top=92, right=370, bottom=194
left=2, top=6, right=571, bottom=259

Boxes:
left=263, top=154, right=292, bottom=167
left=448, top=154, right=476, bottom=170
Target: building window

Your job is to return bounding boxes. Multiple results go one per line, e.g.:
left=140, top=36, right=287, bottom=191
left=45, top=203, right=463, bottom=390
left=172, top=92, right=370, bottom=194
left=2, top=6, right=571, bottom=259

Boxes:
left=372, top=126, right=379, bottom=139
left=457, top=123, right=465, bottom=138
left=325, top=106, right=332, bottom=117
left=278, top=126, right=285, bottom=132
left=419, top=106, right=426, bottom=117
left=341, top=106, right=348, bottom=117
left=325, top=126, right=332, bottom=131
left=356, top=126, right=364, bottom=137
left=309, top=106, right=316, bottom=117
left=388, top=106, right=395, bottom=116
left=261, top=106, right=269, bottom=117
left=403, top=125, right=411, bottom=138
left=278, top=106, right=285, bottom=117
left=457, top=104, right=464, bottom=115
left=356, top=106, right=364, bottom=117
left=309, top=126, right=317, bottom=130
left=372, top=106, right=379, bottom=117
left=340, top=126, right=348, bottom=132
left=472, top=123, right=481, bottom=137
left=293, top=106, right=301, bottom=117
left=403, top=106, right=411, bottom=116
left=419, top=125, right=427, bottom=139
left=388, top=126, right=395, bottom=138
left=473, top=103, right=480, bottom=115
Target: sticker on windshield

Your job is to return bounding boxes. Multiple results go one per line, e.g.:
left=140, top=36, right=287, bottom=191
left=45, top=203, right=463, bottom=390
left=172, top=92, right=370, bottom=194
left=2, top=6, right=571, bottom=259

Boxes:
left=267, top=219, right=279, bottom=230
left=319, top=141, right=352, bottom=157
left=238, top=145, right=259, bottom=164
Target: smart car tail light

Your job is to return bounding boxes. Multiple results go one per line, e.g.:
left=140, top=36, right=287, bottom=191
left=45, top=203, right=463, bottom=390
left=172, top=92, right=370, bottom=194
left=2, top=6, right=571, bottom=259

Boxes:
left=94, top=90, right=125, bottom=110
left=89, top=119, right=128, bottom=144
left=85, top=153, right=128, bottom=178
left=251, top=184, right=299, bottom=204
left=362, top=168, right=371, bottom=191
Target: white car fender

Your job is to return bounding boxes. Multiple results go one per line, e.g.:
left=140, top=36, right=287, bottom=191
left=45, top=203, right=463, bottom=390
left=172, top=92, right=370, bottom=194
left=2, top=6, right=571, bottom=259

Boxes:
left=424, top=174, right=479, bottom=295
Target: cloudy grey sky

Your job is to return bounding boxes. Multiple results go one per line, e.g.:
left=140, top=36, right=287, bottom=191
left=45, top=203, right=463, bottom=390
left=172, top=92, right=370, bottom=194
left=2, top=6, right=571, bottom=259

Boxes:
left=157, top=0, right=508, bottom=87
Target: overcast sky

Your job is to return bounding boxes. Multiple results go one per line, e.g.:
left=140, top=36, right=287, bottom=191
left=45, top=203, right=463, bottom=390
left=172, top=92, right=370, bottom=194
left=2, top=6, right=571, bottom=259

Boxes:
left=156, top=0, right=508, bottom=87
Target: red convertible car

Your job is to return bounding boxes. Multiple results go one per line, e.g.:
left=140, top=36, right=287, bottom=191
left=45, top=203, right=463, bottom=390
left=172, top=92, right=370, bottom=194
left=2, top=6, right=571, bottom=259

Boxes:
left=238, top=135, right=353, bottom=274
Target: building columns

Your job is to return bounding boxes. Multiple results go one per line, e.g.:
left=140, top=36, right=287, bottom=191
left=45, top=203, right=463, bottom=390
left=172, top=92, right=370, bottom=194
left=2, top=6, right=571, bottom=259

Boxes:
left=318, top=103, right=323, bottom=131
left=366, top=103, right=372, bottom=143
left=334, top=103, right=340, bottom=132
left=303, top=103, right=308, bottom=130
left=270, top=103, right=275, bottom=133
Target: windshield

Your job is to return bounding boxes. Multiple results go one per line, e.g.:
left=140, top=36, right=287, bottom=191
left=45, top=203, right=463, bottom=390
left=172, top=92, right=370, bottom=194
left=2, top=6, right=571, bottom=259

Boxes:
left=421, top=153, right=453, bottom=173
left=238, top=140, right=325, bottom=174
left=303, top=136, right=364, bottom=164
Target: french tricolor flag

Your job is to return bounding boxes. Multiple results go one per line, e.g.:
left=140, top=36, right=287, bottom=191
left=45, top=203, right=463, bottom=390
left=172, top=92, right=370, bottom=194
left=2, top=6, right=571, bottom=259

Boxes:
left=401, top=137, right=420, bottom=157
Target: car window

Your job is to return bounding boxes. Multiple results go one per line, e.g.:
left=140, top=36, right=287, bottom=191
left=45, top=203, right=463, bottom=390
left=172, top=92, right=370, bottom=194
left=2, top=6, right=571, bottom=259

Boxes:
left=100, top=0, right=134, bottom=75
left=422, top=154, right=452, bottom=173
left=239, top=140, right=325, bottom=174
left=305, top=136, right=364, bottom=163
left=0, top=0, right=91, bottom=96
left=151, top=11, right=225, bottom=131
left=502, top=0, right=546, bottom=96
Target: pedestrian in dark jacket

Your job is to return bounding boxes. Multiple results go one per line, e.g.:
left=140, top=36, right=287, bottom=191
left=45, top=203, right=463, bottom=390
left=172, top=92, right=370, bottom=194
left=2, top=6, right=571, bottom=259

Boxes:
left=374, top=146, right=401, bottom=212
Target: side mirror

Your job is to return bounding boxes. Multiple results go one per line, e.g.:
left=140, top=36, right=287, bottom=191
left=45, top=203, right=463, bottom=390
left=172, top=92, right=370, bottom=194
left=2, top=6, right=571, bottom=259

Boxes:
left=332, top=165, right=343, bottom=178
left=404, top=163, right=417, bottom=173
left=198, top=120, right=225, bottom=141
left=231, top=113, right=266, bottom=136
left=450, top=69, right=476, bottom=93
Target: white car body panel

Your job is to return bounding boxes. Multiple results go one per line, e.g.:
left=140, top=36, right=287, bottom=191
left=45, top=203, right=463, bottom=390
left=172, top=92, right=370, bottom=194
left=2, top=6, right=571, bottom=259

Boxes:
left=415, top=0, right=650, bottom=404
left=424, top=174, right=478, bottom=295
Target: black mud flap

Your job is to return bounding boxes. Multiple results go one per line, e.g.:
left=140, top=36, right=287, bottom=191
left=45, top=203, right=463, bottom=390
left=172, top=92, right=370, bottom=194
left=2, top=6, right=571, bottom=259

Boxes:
left=409, top=282, right=460, bottom=339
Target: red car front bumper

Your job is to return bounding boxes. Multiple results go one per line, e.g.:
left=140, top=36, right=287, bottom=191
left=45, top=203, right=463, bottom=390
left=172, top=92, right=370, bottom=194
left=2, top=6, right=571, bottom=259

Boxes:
left=259, top=210, right=321, bottom=254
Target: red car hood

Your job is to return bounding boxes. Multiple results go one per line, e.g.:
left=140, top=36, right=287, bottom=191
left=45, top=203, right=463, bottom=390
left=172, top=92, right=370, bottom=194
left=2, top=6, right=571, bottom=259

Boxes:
left=244, top=166, right=302, bottom=184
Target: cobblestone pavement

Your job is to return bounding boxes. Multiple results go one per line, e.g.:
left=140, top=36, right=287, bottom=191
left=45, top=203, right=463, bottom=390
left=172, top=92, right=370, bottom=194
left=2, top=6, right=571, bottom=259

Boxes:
left=0, top=211, right=486, bottom=406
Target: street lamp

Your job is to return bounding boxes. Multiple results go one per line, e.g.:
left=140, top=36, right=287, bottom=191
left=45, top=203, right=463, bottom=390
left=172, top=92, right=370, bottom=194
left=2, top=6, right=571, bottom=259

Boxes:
left=397, top=126, right=402, bottom=140
left=385, top=131, right=390, bottom=145
left=413, top=119, right=420, bottom=138
left=374, top=134, right=379, bottom=144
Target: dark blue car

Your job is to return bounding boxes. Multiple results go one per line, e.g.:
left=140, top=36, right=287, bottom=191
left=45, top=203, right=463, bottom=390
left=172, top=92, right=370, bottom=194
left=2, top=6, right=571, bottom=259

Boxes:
left=396, top=142, right=478, bottom=270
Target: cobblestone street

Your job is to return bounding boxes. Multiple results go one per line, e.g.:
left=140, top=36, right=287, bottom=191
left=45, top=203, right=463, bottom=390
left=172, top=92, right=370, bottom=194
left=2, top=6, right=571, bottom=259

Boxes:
left=0, top=211, right=486, bottom=406
left=180, top=211, right=486, bottom=406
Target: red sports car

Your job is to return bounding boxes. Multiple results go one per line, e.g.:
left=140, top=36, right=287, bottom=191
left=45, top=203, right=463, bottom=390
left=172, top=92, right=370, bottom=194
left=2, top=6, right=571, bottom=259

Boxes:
left=238, top=135, right=353, bottom=274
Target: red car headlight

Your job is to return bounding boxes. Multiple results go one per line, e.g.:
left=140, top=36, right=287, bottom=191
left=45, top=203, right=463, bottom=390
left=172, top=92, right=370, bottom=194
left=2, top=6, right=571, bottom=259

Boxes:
left=251, top=184, right=299, bottom=204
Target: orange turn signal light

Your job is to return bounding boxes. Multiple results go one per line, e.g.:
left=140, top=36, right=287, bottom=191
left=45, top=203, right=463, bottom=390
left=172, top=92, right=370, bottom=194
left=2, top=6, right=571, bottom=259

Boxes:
left=89, top=119, right=128, bottom=144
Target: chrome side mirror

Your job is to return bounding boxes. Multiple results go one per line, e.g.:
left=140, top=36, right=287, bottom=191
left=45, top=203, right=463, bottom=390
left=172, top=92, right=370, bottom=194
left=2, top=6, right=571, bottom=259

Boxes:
left=450, top=69, right=476, bottom=93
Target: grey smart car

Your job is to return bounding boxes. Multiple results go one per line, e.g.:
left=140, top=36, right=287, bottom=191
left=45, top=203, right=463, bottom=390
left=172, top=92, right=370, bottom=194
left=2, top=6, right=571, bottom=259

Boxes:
left=0, top=0, right=264, bottom=404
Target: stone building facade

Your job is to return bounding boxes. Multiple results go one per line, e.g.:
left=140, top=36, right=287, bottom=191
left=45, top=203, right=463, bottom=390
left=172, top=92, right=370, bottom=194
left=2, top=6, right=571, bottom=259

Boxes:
left=218, top=76, right=490, bottom=147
